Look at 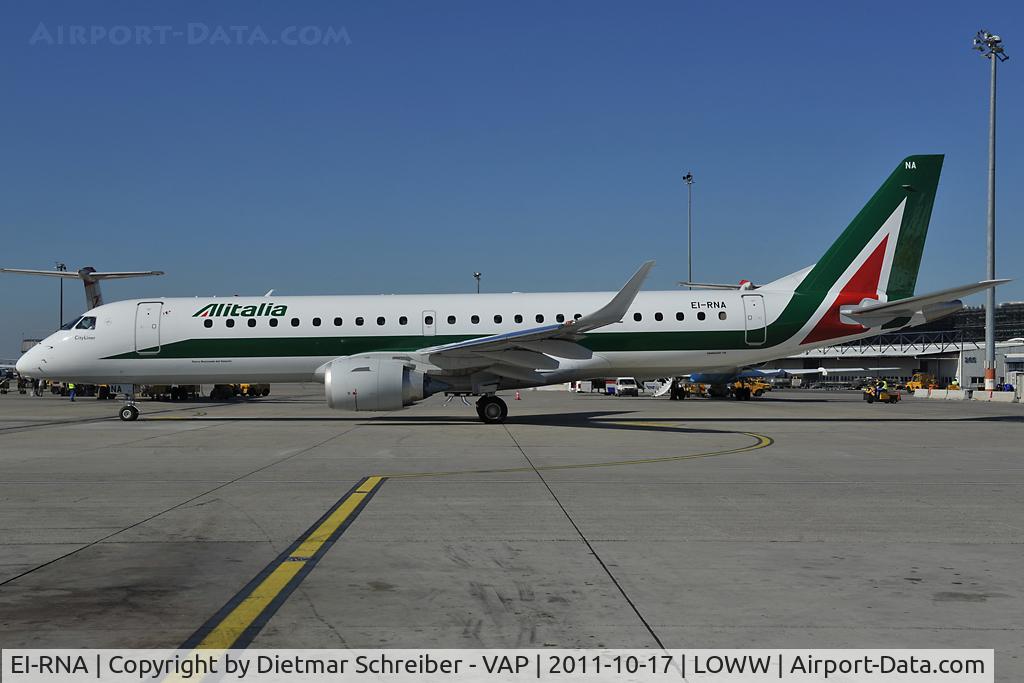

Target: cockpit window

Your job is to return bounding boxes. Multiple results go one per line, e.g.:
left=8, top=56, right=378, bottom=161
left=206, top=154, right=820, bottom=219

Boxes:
left=60, top=317, right=82, bottom=330
left=74, top=317, right=97, bottom=330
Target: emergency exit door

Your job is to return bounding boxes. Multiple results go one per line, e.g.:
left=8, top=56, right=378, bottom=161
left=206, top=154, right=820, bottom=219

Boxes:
left=422, top=310, right=436, bottom=336
left=742, top=294, right=766, bottom=346
left=135, top=302, right=163, bottom=354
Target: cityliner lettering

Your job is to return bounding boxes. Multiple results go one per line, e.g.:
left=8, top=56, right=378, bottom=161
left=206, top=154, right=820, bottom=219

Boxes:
left=193, top=302, right=288, bottom=318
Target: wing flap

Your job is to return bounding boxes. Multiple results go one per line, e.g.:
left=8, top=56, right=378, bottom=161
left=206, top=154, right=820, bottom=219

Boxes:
left=474, top=349, right=561, bottom=370
left=518, top=340, right=593, bottom=360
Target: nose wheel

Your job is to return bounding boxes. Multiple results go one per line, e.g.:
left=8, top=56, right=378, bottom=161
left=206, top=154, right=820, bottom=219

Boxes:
left=119, top=405, right=140, bottom=421
left=476, top=395, right=508, bottom=424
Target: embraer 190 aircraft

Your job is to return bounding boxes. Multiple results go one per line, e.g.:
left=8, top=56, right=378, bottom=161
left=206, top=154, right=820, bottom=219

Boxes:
left=16, top=155, right=1006, bottom=423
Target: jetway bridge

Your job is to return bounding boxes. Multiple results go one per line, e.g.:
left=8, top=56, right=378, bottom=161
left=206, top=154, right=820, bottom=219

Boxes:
left=787, top=331, right=984, bottom=360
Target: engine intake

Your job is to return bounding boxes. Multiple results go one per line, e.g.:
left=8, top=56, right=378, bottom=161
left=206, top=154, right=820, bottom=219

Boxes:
left=324, top=356, right=425, bottom=411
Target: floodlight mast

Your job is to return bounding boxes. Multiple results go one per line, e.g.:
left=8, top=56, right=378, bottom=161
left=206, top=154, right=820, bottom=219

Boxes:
left=683, top=172, right=694, bottom=291
left=973, top=29, right=1008, bottom=391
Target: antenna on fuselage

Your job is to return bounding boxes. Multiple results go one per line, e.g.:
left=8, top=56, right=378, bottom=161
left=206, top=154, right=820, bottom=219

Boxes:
left=0, top=266, right=165, bottom=309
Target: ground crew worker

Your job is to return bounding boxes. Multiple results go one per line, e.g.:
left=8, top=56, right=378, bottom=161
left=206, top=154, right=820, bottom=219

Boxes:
left=68, top=382, right=76, bottom=401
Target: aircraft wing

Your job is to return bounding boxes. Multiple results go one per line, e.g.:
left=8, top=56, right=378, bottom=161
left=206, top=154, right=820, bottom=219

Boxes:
left=840, top=279, right=1009, bottom=327
left=414, top=261, right=655, bottom=377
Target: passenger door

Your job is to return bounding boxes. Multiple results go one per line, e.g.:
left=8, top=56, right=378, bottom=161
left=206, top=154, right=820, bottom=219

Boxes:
left=742, top=294, right=766, bottom=346
left=135, top=302, right=163, bottom=354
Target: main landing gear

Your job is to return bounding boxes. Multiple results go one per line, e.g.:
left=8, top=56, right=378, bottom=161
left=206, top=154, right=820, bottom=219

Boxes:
left=475, top=395, right=508, bottom=424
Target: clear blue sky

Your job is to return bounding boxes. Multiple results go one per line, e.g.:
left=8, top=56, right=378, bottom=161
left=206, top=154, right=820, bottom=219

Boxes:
left=1, top=1, right=1021, bottom=355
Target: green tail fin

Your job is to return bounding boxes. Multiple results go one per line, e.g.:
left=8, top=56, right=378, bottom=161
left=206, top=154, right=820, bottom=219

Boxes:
left=797, top=154, right=943, bottom=301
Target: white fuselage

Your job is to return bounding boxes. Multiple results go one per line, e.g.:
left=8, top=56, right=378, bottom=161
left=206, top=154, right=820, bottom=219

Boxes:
left=16, top=286, right=875, bottom=388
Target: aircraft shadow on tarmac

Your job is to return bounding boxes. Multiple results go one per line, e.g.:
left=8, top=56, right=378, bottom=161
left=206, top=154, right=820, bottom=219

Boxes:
left=145, top=409, right=1024, bottom=428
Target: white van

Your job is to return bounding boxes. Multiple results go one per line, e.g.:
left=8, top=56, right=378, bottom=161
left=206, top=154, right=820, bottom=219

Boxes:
left=615, top=377, right=639, bottom=397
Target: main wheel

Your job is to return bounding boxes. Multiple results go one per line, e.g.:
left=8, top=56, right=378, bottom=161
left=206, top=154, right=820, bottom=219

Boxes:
left=477, top=396, right=508, bottom=424
left=119, top=405, right=139, bottom=421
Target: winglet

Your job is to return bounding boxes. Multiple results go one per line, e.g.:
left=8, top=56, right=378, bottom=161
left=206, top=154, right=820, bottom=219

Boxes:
left=573, top=260, right=655, bottom=333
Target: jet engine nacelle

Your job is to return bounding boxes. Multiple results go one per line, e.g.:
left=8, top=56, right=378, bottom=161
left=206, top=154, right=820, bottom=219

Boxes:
left=324, top=356, right=425, bottom=411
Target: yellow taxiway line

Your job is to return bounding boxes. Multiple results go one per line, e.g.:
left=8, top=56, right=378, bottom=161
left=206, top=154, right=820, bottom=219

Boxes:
left=178, top=425, right=771, bottom=655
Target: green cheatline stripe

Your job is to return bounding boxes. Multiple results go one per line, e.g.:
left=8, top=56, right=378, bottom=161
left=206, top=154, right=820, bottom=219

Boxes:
left=105, top=328, right=768, bottom=360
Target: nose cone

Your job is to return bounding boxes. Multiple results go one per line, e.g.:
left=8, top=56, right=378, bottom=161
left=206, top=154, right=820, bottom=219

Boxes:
left=16, top=345, right=45, bottom=377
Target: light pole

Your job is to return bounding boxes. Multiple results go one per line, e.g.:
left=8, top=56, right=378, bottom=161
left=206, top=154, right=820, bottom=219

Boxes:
left=973, top=29, right=1008, bottom=391
left=683, top=172, right=694, bottom=290
left=55, top=261, right=67, bottom=328
left=473, top=272, right=481, bottom=294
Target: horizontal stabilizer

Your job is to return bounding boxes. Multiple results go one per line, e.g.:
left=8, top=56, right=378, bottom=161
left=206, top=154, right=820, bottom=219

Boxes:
left=0, top=267, right=164, bottom=280
left=2, top=266, right=165, bottom=309
left=840, top=279, right=1010, bottom=327
left=677, top=281, right=755, bottom=290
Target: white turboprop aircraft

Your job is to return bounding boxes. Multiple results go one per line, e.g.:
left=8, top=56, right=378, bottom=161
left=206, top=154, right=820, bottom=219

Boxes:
left=1, top=265, right=164, bottom=309
left=15, top=156, right=1007, bottom=422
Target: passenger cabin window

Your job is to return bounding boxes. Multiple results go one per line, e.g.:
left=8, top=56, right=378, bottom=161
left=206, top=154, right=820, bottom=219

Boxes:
left=556, top=314, right=565, bottom=323
left=655, top=312, right=663, bottom=321
left=269, top=318, right=279, bottom=327
left=333, top=317, right=343, bottom=326
left=75, top=317, right=97, bottom=330
left=204, top=319, right=213, bottom=328
left=494, top=314, right=503, bottom=324
left=633, top=312, right=642, bottom=322
left=718, top=311, right=727, bottom=320
left=399, top=316, right=408, bottom=325
left=247, top=319, right=256, bottom=328
left=697, top=311, right=706, bottom=321
left=471, top=315, right=480, bottom=324
left=226, top=319, right=235, bottom=328
left=514, top=314, right=523, bottom=324
left=356, top=317, right=364, bottom=326
left=535, top=314, right=544, bottom=323
left=676, top=312, right=684, bottom=321
left=377, top=316, right=385, bottom=326
left=312, top=317, right=322, bottom=327
left=574, top=313, right=582, bottom=320
left=447, top=315, right=456, bottom=324
left=424, top=315, right=433, bottom=325
left=290, top=318, right=300, bottom=327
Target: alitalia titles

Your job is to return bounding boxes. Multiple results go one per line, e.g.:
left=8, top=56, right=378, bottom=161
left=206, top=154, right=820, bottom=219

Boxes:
left=193, top=302, right=287, bottom=318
